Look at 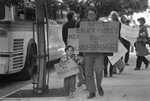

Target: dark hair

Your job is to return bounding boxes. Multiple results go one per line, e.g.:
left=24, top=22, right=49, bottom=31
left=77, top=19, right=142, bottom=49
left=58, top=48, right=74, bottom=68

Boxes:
left=79, top=6, right=86, bottom=19
left=65, top=45, right=74, bottom=52
left=66, top=11, right=75, bottom=21
left=120, top=15, right=126, bottom=24
left=126, top=20, right=130, bottom=24
left=84, top=6, right=97, bottom=18
left=137, top=17, right=145, bottom=24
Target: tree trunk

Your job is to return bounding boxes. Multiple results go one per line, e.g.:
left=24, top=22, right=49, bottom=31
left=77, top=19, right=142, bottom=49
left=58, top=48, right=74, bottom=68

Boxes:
left=35, top=0, right=47, bottom=93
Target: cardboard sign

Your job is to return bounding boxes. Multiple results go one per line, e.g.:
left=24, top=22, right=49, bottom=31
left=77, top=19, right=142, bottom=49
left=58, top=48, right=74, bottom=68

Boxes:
left=121, top=24, right=139, bottom=46
left=68, top=28, right=79, bottom=54
left=108, top=41, right=128, bottom=65
left=54, top=59, right=79, bottom=79
left=79, top=21, right=119, bottom=53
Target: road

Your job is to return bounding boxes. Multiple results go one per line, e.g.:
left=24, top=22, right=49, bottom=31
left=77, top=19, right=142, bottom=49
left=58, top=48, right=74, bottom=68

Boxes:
left=0, top=75, right=32, bottom=98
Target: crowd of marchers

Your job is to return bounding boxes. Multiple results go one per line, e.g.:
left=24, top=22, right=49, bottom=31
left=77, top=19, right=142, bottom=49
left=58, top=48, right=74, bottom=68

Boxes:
left=61, top=6, right=150, bottom=99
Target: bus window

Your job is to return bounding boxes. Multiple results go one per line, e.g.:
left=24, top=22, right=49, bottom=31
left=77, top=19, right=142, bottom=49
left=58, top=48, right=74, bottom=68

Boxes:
left=0, top=2, right=5, bottom=19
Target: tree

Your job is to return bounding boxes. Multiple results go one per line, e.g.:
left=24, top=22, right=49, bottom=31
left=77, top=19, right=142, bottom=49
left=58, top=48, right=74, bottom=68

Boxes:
left=120, top=0, right=148, bottom=15
left=3, top=0, right=24, bottom=7
left=62, top=0, right=80, bottom=13
left=35, top=0, right=47, bottom=94
left=61, top=0, right=148, bottom=17
left=47, top=0, right=60, bottom=19
left=85, top=0, right=148, bottom=17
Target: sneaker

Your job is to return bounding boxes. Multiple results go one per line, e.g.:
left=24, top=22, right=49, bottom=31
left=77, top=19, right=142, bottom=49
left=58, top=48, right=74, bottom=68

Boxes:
left=87, top=93, right=96, bottom=99
left=134, top=68, right=140, bottom=70
left=145, top=62, right=149, bottom=68
left=98, top=87, right=104, bottom=96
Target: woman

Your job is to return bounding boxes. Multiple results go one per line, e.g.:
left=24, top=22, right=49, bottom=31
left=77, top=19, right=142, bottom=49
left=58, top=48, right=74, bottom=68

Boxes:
left=108, top=11, right=125, bottom=74
left=103, top=11, right=120, bottom=77
left=134, top=17, right=149, bottom=70
left=120, top=15, right=131, bottom=65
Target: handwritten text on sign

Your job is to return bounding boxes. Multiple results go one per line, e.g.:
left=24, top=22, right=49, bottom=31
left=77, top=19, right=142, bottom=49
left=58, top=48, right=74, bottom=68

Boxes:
left=79, top=21, right=119, bottom=52
left=68, top=28, right=79, bottom=54
left=54, top=59, right=79, bottom=79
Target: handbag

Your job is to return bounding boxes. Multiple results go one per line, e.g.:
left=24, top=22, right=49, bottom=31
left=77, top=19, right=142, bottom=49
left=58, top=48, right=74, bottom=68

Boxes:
left=145, top=37, right=150, bottom=45
left=113, top=59, right=125, bottom=73
left=137, top=32, right=150, bottom=45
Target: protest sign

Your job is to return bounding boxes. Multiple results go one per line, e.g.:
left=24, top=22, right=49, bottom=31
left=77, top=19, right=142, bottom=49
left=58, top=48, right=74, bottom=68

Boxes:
left=120, top=24, right=139, bottom=46
left=108, top=41, right=128, bottom=65
left=68, top=28, right=79, bottom=54
left=54, top=59, right=79, bottom=79
left=48, top=24, right=64, bottom=46
left=79, top=21, right=119, bottom=53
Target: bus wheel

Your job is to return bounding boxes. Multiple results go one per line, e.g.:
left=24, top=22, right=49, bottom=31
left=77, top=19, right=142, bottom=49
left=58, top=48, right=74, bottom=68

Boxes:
left=18, top=46, right=36, bottom=80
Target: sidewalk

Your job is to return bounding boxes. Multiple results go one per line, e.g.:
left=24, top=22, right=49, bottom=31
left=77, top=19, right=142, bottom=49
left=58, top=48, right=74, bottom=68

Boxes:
left=1, top=53, right=150, bottom=101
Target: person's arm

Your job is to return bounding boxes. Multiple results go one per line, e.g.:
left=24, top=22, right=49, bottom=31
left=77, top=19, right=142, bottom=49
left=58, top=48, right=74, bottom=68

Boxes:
left=60, top=55, right=67, bottom=63
left=75, top=55, right=84, bottom=65
left=119, top=22, right=122, bottom=40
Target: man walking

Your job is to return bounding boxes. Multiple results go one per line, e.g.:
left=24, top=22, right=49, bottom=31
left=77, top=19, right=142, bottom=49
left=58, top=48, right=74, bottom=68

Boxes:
left=82, top=7, right=104, bottom=99
left=62, top=11, right=76, bottom=46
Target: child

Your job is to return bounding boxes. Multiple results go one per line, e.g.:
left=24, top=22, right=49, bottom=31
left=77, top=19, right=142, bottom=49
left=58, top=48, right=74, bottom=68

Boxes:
left=60, top=45, right=83, bottom=99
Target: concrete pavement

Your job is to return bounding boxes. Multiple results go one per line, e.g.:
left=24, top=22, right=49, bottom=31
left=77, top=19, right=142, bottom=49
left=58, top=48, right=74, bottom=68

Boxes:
left=1, top=53, right=150, bottom=101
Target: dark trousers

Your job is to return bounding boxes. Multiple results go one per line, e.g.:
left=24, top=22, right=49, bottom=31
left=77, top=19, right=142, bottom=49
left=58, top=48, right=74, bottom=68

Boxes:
left=121, top=38, right=130, bottom=64
left=136, top=56, right=149, bottom=69
left=104, top=56, right=113, bottom=75
left=124, top=41, right=130, bottom=63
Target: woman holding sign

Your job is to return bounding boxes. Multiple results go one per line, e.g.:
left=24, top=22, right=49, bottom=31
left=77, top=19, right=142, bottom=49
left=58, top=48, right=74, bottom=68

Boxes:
left=134, top=17, right=150, bottom=70
left=109, top=11, right=125, bottom=74
left=120, top=15, right=131, bottom=66
left=83, top=7, right=104, bottom=99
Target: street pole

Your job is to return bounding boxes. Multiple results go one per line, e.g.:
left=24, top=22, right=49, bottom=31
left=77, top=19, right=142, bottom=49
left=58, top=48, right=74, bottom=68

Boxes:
left=35, top=0, right=47, bottom=94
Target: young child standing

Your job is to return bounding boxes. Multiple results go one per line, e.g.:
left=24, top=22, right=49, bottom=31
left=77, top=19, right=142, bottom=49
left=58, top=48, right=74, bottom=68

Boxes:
left=60, top=45, right=83, bottom=99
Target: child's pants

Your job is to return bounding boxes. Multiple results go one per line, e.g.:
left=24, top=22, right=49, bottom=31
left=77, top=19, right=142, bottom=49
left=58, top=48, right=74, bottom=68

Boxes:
left=64, top=75, right=76, bottom=94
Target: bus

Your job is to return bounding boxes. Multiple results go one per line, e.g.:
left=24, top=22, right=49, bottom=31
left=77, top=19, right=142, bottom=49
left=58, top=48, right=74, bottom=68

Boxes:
left=0, top=1, right=65, bottom=80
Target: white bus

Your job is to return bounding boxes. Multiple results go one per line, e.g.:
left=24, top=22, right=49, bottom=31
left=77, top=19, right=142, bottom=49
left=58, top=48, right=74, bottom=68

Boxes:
left=0, top=2, right=65, bottom=80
